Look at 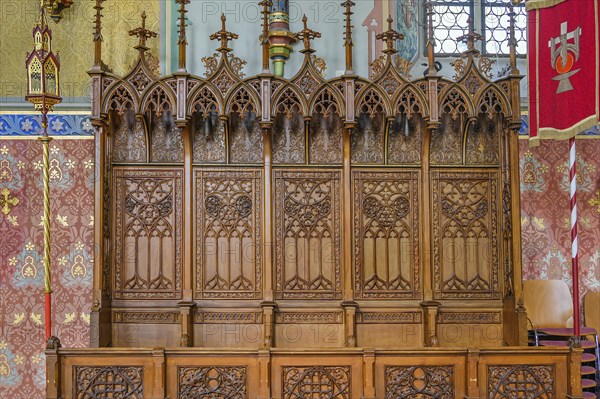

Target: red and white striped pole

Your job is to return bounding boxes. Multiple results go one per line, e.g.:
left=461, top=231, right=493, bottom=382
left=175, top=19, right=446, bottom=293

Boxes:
left=569, top=136, right=581, bottom=338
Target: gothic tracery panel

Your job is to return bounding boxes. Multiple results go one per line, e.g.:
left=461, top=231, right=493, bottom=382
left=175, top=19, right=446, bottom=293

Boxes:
left=351, top=112, right=385, bottom=164
left=432, top=172, right=499, bottom=299
left=274, top=170, right=341, bottom=299
left=195, top=170, right=262, bottom=299
left=282, top=366, right=350, bottom=399
left=114, top=169, right=182, bottom=299
left=112, top=110, right=147, bottom=163
left=353, top=171, right=420, bottom=299
left=466, top=114, right=500, bottom=165
left=192, top=111, right=226, bottom=164
left=309, top=113, right=343, bottom=165
left=487, top=365, right=554, bottom=399
left=388, top=115, right=422, bottom=165
left=229, top=112, right=264, bottom=164
left=385, top=365, right=454, bottom=399
left=74, top=366, right=144, bottom=399
left=150, top=111, right=184, bottom=163
left=273, top=112, right=306, bottom=164
left=430, top=113, right=463, bottom=165
left=178, top=366, right=247, bottom=399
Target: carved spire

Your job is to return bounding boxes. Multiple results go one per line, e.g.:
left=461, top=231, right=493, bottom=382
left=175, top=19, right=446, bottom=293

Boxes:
left=508, top=0, right=520, bottom=75
left=210, top=14, right=238, bottom=54
left=376, top=15, right=404, bottom=55
left=294, top=15, right=321, bottom=54
left=259, top=0, right=271, bottom=72
left=128, top=11, right=157, bottom=52
left=424, top=1, right=437, bottom=76
left=341, top=0, right=355, bottom=72
left=176, top=0, right=190, bottom=71
left=457, top=16, right=483, bottom=54
left=93, top=0, right=106, bottom=68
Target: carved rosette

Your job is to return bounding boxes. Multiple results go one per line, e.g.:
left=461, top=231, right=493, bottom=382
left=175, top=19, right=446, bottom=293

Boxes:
left=179, top=366, right=247, bottom=399
left=385, top=365, right=454, bottom=399
left=74, top=366, right=144, bottom=399
left=487, top=365, right=554, bottom=399
left=282, top=366, right=350, bottom=399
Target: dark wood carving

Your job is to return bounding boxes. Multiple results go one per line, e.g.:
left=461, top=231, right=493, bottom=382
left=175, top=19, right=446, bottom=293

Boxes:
left=353, top=171, right=420, bottom=299
left=178, top=366, right=247, bottom=399
left=150, top=111, right=184, bottom=163
left=282, top=366, right=350, bottom=399
left=432, top=171, right=499, bottom=299
left=195, top=169, right=262, bottom=299
left=114, top=169, right=182, bottom=299
left=192, top=110, right=226, bottom=164
left=274, top=170, right=341, bottom=299
left=487, top=365, right=554, bottom=399
left=385, top=365, right=454, bottom=399
left=74, top=366, right=144, bottom=399
left=112, top=110, right=147, bottom=163
left=273, top=112, right=306, bottom=164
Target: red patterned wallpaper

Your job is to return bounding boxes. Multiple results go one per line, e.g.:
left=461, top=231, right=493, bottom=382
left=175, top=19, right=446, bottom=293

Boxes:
left=520, top=139, right=600, bottom=301
left=0, top=139, right=94, bottom=399
left=0, top=137, right=598, bottom=399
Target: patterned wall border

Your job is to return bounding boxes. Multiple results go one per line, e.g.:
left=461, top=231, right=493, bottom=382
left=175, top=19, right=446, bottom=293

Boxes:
left=0, top=114, right=94, bottom=137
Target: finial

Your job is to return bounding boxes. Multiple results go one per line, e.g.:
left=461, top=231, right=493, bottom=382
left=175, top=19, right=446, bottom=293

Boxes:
left=259, top=0, right=272, bottom=71
left=341, top=0, right=355, bottom=72
left=508, top=0, right=520, bottom=74
left=175, top=0, right=190, bottom=70
left=93, top=0, right=106, bottom=67
left=210, top=14, right=239, bottom=53
left=424, top=1, right=437, bottom=76
left=294, top=15, right=321, bottom=54
left=376, top=15, right=404, bottom=55
left=457, top=16, right=483, bottom=53
left=128, top=11, right=158, bottom=51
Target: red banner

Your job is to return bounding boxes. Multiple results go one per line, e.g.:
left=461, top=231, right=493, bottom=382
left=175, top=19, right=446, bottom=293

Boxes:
left=527, top=0, right=600, bottom=143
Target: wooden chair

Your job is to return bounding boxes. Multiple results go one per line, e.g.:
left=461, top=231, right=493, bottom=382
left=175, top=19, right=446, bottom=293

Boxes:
left=585, top=292, right=600, bottom=336
left=523, top=280, right=573, bottom=329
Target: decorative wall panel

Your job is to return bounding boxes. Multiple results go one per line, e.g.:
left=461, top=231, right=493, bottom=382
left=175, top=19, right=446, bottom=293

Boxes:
left=388, top=116, right=422, bottom=164
left=74, top=366, right=144, bottom=399
left=230, top=114, right=263, bottom=164
left=466, top=114, right=500, bottom=165
left=150, top=113, right=184, bottom=163
left=112, top=111, right=147, bottom=163
left=487, top=365, right=554, bottom=399
left=114, top=169, right=182, bottom=299
left=273, top=113, right=306, bottom=164
left=282, top=366, right=350, bottom=399
left=195, top=169, right=262, bottom=299
left=351, top=113, right=385, bottom=164
left=353, top=171, right=421, bottom=299
left=178, top=366, right=246, bottom=399
left=432, top=171, right=499, bottom=299
left=431, top=114, right=463, bottom=165
left=385, top=365, right=454, bottom=399
left=192, top=112, right=226, bottom=164
left=309, top=114, right=343, bottom=165
left=274, top=170, right=341, bottom=299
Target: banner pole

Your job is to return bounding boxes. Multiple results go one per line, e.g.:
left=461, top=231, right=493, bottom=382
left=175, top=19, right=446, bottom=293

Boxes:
left=569, top=136, right=581, bottom=339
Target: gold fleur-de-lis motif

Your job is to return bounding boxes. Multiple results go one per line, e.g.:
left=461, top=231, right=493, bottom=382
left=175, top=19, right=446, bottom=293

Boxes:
left=0, top=188, right=19, bottom=215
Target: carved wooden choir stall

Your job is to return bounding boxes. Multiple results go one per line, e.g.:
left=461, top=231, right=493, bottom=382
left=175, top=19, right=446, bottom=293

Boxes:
left=46, top=1, right=585, bottom=398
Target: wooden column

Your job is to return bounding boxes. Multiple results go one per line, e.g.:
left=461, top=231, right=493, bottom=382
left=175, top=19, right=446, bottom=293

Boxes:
left=179, top=123, right=195, bottom=346
left=91, top=121, right=111, bottom=347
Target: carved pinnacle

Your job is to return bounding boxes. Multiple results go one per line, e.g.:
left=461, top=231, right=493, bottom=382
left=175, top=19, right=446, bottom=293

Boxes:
left=210, top=14, right=239, bottom=53
left=294, top=15, right=321, bottom=54
left=376, top=15, right=404, bottom=55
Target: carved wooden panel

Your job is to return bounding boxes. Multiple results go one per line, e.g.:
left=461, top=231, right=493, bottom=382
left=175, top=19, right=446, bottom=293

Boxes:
left=353, top=171, right=420, bottom=299
left=309, top=114, right=343, bottom=164
left=114, top=169, right=182, bottom=299
left=274, top=170, right=341, bottom=299
left=385, top=365, right=454, bottom=399
left=273, top=113, right=306, bottom=164
left=351, top=113, right=385, bottom=164
left=230, top=112, right=263, bottom=164
left=112, top=110, right=147, bottom=163
left=488, top=365, right=554, bottom=399
left=388, top=115, right=422, bottom=165
left=282, top=366, right=350, bottom=399
left=466, top=114, right=500, bottom=165
left=178, top=366, right=247, bottom=399
left=192, top=111, right=226, bottom=164
left=150, top=112, right=184, bottom=163
left=432, top=172, right=499, bottom=299
left=195, top=169, right=262, bottom=299
left=74, top=366, right=144, bottom=399
left=431, top=114, right=463, bottom=165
